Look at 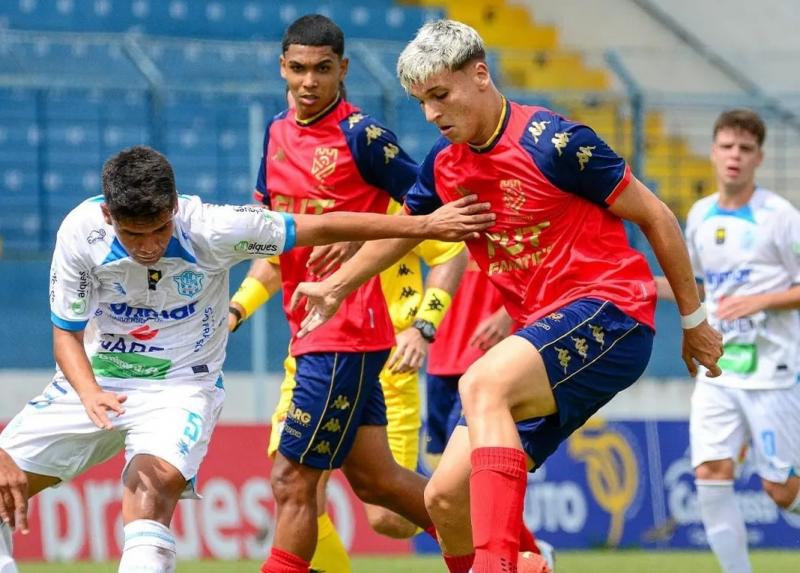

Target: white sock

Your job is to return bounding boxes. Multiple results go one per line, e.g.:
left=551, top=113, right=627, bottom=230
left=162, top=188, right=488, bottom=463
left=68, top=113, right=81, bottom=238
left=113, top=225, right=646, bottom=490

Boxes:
left=696, top=480, right=751, bottom=573
left=118, top=519, right=176, bottom=573
left=0, top=523, right=18, bottom=573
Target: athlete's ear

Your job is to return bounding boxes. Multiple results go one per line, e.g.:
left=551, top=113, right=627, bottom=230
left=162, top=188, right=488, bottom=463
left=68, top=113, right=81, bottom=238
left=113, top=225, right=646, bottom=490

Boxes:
left=279, top=54, right=287, bottom=80
left=101, top=203, right=113, bottom=225
left=339, top=56, right=349, bottom=81
left=472, top=60, right=491, bottom=91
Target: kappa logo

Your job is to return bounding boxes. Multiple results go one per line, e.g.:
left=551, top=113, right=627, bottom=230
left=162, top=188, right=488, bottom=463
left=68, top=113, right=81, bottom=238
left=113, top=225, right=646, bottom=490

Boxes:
left=173, top=270, right=204, bottom=298
left=130, top=324, right=160, bottom=341
left=311, top=147, right=338, bottom=181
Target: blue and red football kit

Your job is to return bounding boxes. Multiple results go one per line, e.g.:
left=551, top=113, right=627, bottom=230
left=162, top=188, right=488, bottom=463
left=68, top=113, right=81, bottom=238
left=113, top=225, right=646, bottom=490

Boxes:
left=256, top=96, right=418, bottom=468
left=406, top=99, right=656, bottom=468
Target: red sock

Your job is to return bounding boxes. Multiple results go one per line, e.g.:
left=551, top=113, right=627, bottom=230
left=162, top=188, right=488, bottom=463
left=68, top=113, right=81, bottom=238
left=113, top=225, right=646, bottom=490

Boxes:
left=443, top=552, right=475, bottom=573
left=469, top=447, right=527, bottom=573
left=260, top=547, right=310, bottom=573
left=519, top=521, right=540, bottom=554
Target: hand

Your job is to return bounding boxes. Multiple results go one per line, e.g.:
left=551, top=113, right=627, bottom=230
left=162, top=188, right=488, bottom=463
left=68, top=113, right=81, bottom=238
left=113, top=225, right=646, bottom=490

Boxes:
left=715, top=294, right=765, bottom=321
left=469, top=307, right=513, bottom=351
left=79, top=387, right=127, bottom=430
left=291, top=280, right=343, bottom=338
left=682, top=321, right=723, bottom=378
left=228, top=302, right=245, bottom=333
left=386, top=327, right=429, bottom=373
left=307, top=241, right=362, bottom=277
left=0, top=448, right=28, bottom=533
left=422, top=195, right=495, bottom=241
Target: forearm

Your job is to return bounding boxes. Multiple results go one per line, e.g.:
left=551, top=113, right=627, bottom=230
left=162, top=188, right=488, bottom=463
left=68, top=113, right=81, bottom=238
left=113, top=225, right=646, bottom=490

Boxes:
left=293, top=212, right=432, bottom=246
left=246, top=258, right=282, bottom=295
left=53, top=327, right=100, bottom=398
left=640, top=202, right=701, bottom=315
left=327, top=237, right=422, bottom=299
left=424, top=249, right=467, bottom=296
left=755, top=285, right=800, bottom=311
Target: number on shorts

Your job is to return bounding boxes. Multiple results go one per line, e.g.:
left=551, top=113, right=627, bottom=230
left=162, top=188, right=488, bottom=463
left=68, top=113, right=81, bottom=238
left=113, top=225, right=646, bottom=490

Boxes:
left=761, top=430, right=777, bottom=457
left=183, top=411, right=203, bottom=443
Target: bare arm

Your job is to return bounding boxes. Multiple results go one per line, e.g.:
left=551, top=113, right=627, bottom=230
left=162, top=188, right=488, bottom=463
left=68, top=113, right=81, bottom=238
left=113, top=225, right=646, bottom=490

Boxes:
left=654, top=275, right=705, bottom=302
left=610, top=177, right=722, bottom=377
left=53, top=327, right=126, bottom=429
left=291, top=195, right=493, bottom=246
left=717, top=284, right=800, bottom=320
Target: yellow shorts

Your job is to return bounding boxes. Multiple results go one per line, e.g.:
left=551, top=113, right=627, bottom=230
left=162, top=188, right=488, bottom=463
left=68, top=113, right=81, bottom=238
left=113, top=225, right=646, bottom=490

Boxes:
left=268, top=348, right=421, bottom=470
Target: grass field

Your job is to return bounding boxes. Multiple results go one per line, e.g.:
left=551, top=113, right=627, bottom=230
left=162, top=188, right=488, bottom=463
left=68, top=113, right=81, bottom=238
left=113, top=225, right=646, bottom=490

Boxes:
left=16, top=551, right=800, bottom=573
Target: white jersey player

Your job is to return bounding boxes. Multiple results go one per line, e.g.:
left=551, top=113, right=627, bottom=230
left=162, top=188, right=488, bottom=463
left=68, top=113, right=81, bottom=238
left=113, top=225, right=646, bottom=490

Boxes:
left=0, top=145, right=493, bottom=573
left=662, top=110, right=800, bottom=573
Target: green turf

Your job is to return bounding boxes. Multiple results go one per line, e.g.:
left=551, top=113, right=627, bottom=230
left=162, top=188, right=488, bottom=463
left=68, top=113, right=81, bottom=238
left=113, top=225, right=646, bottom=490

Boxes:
left=16, top=551, right=800, bottom=573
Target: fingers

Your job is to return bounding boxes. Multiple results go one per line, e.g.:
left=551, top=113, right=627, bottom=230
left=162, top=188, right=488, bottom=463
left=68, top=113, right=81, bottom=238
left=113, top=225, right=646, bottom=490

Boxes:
left=682, top=353, right=698, bottom=378
left=11, top=485, right=28, bottom=534
left=290, top=287, right=307, bottom=311
left=90, top=407, right=112, bottom=430
left=297, top=310, right=325, bottom=339
left=704, top=362, right=723, bottom=378
left=0, top=490, right=12, bottom=527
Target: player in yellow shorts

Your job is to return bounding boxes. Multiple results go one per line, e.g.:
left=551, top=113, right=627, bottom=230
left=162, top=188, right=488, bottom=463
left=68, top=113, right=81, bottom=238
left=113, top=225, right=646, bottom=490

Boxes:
left=230, top=207, right=466, bottom=572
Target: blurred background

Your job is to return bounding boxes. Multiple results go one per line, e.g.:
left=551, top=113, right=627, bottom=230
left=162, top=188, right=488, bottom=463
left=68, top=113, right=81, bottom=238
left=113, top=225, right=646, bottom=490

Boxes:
left=1, top=0, right=799, bottom=567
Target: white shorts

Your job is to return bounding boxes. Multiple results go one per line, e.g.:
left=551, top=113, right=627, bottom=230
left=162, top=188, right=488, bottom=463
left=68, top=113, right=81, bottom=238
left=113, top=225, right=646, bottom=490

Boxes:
left=0, top=379, right=225, bottom=497
left=690, top=379, right=800, bottom=483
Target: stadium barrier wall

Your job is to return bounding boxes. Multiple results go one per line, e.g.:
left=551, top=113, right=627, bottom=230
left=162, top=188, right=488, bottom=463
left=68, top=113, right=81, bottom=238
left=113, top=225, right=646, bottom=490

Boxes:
left=6, top=419, right=799, bottom=563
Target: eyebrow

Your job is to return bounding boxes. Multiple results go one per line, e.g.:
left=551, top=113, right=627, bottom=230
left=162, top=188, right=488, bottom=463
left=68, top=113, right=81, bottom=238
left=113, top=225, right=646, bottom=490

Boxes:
left=287, top=59, right=334, bottom=67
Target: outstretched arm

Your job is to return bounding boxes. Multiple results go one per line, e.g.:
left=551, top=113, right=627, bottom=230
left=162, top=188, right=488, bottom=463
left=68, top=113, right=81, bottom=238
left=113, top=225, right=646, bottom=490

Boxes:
left=0, top=448, right=28, bottom=533
left=229, top=257, right=282, bottom=332
left=610, top=177, right=722, bottom=377
left=292, top=195, right=492, bottom=246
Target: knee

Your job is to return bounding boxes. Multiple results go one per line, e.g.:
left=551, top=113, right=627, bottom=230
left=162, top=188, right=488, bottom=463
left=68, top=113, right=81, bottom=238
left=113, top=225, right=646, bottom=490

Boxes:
left=366, top=507, right=417, bottom=539
left=458, top=369, right=487, bottom=410
left=762, top=480, right=796, bottom=509
left=349, top=474, right=392, bottom=506
left=424, top=477, right=467, bottom=521
left=694, top=460, right=734, bottom=481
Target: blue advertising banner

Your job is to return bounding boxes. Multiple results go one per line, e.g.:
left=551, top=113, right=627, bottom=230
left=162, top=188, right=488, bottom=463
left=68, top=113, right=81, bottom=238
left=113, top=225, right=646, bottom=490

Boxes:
left=415, top=418, right=800, bottom=552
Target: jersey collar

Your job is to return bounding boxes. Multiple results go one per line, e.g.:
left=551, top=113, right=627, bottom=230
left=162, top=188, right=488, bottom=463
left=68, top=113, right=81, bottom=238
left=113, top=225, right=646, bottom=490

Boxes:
left=294, top=93, right=342, bottom=127
left=469, top=96, right=509, bottom=154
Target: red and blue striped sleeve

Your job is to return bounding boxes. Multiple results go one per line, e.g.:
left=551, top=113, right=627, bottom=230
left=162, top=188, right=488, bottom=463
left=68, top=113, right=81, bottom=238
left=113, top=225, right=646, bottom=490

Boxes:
left=253, top=110, right=289, bottom=207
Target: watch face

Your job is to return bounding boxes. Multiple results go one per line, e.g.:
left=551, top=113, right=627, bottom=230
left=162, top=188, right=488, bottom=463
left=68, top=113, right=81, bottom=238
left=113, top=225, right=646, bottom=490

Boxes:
left=414, top=319, right=436, bottom=341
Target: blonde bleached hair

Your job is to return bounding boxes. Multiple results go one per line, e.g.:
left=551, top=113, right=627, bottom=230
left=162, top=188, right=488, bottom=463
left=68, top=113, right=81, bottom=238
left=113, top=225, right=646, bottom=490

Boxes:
left=397, top=19, right=487, bottom=92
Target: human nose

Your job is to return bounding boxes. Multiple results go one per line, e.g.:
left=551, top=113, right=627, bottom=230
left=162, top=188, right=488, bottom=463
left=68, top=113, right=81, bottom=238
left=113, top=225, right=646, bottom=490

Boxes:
left=423, top=102, right=441, bottom=124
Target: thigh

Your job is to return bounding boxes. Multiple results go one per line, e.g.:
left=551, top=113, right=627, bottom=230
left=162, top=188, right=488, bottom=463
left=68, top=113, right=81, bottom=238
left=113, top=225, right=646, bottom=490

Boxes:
left=0, top=381, right=125, bottom=482
left=122, top=384, right=225, bottom=499
left=690, top=381, right=746, bottom=468
left=268, top=354, right=299, bottom=458
left=340, top=424, right=398, bottom=485
left=278, top=351, right=390, bottom=470
left=508, top=299, right=653, bottom=468
left=741, top=386, right=800, bottom=483
left=380, top=368, right=421, bottom=470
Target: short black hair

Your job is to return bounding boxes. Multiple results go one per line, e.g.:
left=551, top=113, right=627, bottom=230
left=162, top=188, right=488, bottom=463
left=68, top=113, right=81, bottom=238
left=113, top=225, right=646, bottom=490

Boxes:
left=282, top=14, right=345, bottom=57
left=102, top=146, right=177, bottom=221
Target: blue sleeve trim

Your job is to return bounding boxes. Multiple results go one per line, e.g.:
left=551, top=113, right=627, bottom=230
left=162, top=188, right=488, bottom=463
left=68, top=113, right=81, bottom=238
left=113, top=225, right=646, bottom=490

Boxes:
left=340, top=114, right=418, bottom=203
left=280, top=212, right=296, bottom=252
left=51, top=312, right=87, bottom=331
left=519, top=110, right=627, bottom=207
left=404, top=137, right=450, bottom=215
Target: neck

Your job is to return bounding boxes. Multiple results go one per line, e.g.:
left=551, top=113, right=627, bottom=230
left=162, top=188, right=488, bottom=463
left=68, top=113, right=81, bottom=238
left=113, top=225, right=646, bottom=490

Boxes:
left=468, top=91, right=505, bottom=148
left=717, top=182, right=756, bottom=209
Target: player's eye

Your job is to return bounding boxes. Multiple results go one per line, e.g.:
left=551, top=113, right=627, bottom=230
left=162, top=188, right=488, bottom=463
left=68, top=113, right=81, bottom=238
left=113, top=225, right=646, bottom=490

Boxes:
left=434, top=92, right=448, bottom=101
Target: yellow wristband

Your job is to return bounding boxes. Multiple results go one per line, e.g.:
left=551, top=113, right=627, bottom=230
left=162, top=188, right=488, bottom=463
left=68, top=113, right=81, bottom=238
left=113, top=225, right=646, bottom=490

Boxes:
left=416, top=287, right=452, bottom=328
left=231, top=277, right=272, bottom=320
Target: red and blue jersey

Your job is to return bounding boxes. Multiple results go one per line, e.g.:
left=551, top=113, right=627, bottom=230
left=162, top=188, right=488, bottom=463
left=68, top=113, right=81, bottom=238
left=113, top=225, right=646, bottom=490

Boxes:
left=255, top=97, right=419, bottom=355
left=405, top=99, right=656, bottom=328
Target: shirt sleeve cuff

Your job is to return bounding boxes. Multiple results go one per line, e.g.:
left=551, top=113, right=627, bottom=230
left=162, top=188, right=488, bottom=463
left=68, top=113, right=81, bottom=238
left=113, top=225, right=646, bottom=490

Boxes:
left=279, top=213, right=296, bottom=252
left=605, top=164, right=633, bottom=206
left=51, top=312, right=88, bottom=331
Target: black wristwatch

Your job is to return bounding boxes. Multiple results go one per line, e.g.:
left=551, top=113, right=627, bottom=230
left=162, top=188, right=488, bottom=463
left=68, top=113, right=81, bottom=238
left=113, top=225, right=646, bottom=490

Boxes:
left=412, top=319, right=436, bottom=343
left=229, top=305, right=244, bottom=333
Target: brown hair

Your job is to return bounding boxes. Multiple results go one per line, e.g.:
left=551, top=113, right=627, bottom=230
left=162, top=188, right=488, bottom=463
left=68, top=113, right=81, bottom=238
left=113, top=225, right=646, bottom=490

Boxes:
left=713, top=109, right=766, bottom=146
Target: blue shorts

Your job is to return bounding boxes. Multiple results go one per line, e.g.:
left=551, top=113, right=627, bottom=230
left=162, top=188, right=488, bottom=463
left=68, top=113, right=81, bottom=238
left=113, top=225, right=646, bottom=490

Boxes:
left=425, top=373, right=462, bottom=455
left=460, top=298, right=653, bottom=470
left=277, top=350, right=390, bottom=470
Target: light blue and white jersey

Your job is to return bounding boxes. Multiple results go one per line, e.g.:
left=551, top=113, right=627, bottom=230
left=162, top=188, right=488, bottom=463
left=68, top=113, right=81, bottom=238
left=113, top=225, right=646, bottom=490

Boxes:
left=686, top=187, right=800, bottom=388
left=49, top=195, right=295, bottom=390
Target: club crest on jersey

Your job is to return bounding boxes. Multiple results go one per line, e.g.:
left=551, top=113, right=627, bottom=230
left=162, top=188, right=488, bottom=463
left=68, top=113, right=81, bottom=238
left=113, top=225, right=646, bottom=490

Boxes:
left=312, top=147, right=338, bottom=181
left=173, top=270, right=204, bottom=298
left=715, top=227, right=726, bottom=245
left=500, top=179, right=525, bottom=212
